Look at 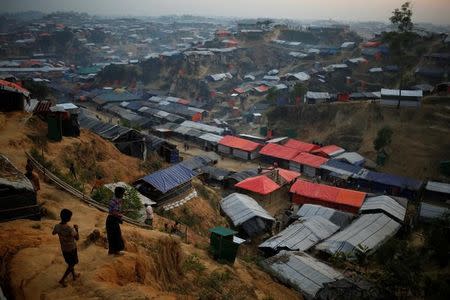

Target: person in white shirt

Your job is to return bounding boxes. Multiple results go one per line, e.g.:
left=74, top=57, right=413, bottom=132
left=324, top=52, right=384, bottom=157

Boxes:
left=144, top=203, right=154, bottom=228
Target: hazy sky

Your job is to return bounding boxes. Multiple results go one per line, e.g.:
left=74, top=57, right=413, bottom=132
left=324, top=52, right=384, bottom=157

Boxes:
left=2, top=0, right=450, bottom=24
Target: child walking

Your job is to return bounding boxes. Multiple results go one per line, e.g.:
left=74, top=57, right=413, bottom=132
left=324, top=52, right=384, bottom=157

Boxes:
left=52, top=208, right=80, bottom=287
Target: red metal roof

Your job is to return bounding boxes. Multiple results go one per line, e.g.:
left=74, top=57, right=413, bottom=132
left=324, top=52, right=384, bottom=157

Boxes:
left=290, top=152, right=328, bottom=168
left=277, top=168, right=301, bottom=182
left=284, top=139, right=319, bottom=153
left=363, top=41, right=382, bottom=48
left=290, top=179, right=366, bottom=210
left=312, top=145, right=344, bottom=157
left=234, top=87, right=245, bottom=94
left=0, top=79, right=30, bottom=97
left=219, top=135, right=261, bottom=152
left=254, top=85, right=269, bottom=93
left=259, top=143, right=300, bottom=160
left=177, top=98, right=190, bottom=105
left=235, top=175, right=281, bottom=195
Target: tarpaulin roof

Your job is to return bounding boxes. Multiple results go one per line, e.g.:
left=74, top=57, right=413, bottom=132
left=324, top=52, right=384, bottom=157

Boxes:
left=221, top=193, right=275, bottom=226
left=219, top=135, right=261, bottom=152
left=284, top=139, right=319, bottom=153
left=357, top=170, right=422, bottom=191
left=290, top=180, right=366, bottom=210
left=226, top=169, right=259, bottom=182
left=297, top=204, right=354, bottom=228
left=312, top=145, right=345, bottom=157
left=235, top=175, right=281, bottom=195
left=259, top=216, right=339, bottom=252
left=316, top=213, right=401, bottom=256
left=140, top=164, right=195, bottom=193
left=0, top=79, right=30, bottom=97
left=259, top=143, right=300, bottom=160
left=291, top=152, right=328, bottom=168
left=200, top=166, right=232, bottom=181
left=262, top=251, right=343, bottom=299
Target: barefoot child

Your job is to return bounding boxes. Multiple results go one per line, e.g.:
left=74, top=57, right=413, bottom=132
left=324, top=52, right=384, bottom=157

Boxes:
left=52, top=208, right=80, bottom=287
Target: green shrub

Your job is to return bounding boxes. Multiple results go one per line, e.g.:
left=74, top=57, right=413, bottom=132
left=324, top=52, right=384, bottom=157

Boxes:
left=91, top=186, right=113, bottom=206
left=122, top=186, right=143, bottom=220
left=183, top=254, right=206, bottom=273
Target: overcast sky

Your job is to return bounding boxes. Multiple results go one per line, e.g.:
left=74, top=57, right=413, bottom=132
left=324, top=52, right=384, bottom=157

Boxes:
left=2, top=0, right=449, bottom=25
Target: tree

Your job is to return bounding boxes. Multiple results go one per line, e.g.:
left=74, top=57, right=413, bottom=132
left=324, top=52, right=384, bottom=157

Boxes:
left=290, top=83, right=307, bottom=104
left=374, top=126, right=393, bottom=151
left=390, top=2, right=413, bottom=33
left=266, top=87, right=278, bottom=104
left=387, top=2, right=415, bottom=109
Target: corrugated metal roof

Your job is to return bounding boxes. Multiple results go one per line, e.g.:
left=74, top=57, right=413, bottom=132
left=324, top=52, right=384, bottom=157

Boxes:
left=360, top=195, right=407, bottom=223
left=235, top=175, right=281, bottom=195
left=320, top=160, right=364, bottom=178
left=333, top=152, right=365, bottom=165
left=306, top=91, right=330, bottom=99
left=291, top=152, right=328, bottom=168
left=259, top=216, right=339, bottom=252
left=316, top=213, right=401, bottom=256
left=381, top=89, right=423, bottom=97
left=297, top=204, right=354, bottom=227
left=312, top=145, right=345, bottom=157
left=219, top=135, right=261, bottom=152
left=419, top=202, right=450, bottom=221
left=425, top=181, right=450, bottom=194
left=263, top=251, right=343, bottom=298
left=180, top=120, right=224, bottom=135
left=259, top=143, right=300, bottom=160
left=140, top=164, right=195, bottom=193
left=221, top=193, right=274, bottom=226
left=199, top=133, right=223, bottom=144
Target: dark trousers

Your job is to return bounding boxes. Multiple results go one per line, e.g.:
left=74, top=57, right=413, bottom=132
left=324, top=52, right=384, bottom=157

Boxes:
left=106, top=215, right=124, bottom=254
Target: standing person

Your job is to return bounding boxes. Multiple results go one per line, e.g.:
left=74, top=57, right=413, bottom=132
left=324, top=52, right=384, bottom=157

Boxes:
left=25, top=169, right=40, bottom=192
left=106, top=186, right=125, bottom=255
left=69, top=163, right=77, bottom=179
left=26, top=158, right=33, bottom=174
left=144, top=203, right=154, bottom=228
left=52, top=209, right=80, bottom=287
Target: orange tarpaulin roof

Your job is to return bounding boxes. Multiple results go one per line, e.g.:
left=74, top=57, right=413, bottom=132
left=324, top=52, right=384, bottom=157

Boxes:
left=259, top=143, right=300, bottom=160
left=291, top=152, right=328, bottom=168
left=219, top=135, right=261, bottom=152
left=312, top=145, right=344, bottom=157
left=290, top=179, right=366, bottom=209
left=283, top=139, right=319, bottom=153
left=0, top=79, right=30, bottom=97
left=277, top=168, right=301, bottom=182
left=235, top=175, right=281, bottom=195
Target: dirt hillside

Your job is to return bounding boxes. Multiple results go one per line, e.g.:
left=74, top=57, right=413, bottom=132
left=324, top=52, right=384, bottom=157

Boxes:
left=0, top=112, right=302, bottom=300
left=267, top=101, right=450, bottom=180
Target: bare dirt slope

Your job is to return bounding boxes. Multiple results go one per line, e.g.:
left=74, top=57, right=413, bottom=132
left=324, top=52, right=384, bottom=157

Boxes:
left=0, top=112, right=301, bottom=300
left=268, top=101, right=450, bottom=180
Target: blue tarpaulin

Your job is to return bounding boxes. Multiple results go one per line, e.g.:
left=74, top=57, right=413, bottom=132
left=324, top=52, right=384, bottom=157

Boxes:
left=141, top=164, right=195, bottom=193
left=126, top=102, right=145, bottom=112
left=359, top=170, right=422, bottom=191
